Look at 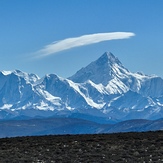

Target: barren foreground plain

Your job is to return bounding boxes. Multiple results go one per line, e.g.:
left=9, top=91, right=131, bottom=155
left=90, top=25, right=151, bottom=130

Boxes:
left=0, top=131, right=163, bottom=162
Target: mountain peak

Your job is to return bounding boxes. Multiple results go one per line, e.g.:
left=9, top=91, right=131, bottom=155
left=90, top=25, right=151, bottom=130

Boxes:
left=96, top=52, right=122, bottom=66
left=69, top=52, right=124, bottom=85
left=101, top=52, right=115, bottom=59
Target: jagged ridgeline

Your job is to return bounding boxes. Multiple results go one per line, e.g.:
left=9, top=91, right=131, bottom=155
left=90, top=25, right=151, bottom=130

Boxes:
left=0, top=52, right=163, bottom=122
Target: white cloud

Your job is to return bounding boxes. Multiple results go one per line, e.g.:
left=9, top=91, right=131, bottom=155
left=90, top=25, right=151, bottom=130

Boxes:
left=34, top=32, right=135, bottom=58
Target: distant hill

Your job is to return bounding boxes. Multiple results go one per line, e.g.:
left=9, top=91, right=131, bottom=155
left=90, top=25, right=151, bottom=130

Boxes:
left=0, top=117, right=162, bottom=138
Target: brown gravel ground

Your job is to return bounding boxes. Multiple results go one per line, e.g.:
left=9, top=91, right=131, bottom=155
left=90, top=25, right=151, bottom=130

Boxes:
left=0, top=131, right=163, bottom=162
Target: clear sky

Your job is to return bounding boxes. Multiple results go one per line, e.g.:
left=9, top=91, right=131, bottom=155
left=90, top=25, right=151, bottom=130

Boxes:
left=0, top=0, right=163, bottom=78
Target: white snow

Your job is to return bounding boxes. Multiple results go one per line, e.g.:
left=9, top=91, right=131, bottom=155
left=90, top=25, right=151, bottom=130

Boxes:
left=0, top=104, right=13, bottom=110
left=36, top=101, right=55, bottom=111
left=21, top=102, right=32, bottom=110
left=1, top=70, right=12, bottom=75
left=106, top=78, right=128, bottom=94
left=87, top=80, right=107, bottom=94
left=0, top=52, right=163, bottom=121
left=36, top=88, right=61, bottom=106
left=67, top=79, right=105, bottom=109
left=66, top=106, right=75, bottom=111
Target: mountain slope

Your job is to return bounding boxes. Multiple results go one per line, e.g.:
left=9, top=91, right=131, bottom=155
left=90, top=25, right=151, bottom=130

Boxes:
left=0, top=52, right=163, bottom=122
left=69, top=52, right=125, bottom=85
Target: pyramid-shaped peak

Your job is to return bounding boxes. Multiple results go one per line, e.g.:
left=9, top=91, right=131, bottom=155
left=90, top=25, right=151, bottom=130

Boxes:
left=69, top=51, right=125, bottom=85
left=102, top=52, right=115, bottom=58
left=96, top=52, right=122, bottom=65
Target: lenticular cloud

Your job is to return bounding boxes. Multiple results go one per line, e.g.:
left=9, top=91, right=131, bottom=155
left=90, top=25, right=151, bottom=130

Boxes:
left=34, top=32, right=135, bottom=58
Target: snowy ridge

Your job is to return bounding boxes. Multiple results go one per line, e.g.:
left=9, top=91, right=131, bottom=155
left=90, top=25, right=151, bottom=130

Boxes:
left=0, top=52, right=163, bottom=122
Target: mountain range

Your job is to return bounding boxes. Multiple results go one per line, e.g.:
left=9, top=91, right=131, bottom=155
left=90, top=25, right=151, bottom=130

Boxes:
left=0, top=52, right=163, bottom=136
left=0, top=117, right=162, bottom=138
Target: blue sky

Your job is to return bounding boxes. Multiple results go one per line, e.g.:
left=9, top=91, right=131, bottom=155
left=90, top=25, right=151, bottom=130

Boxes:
left=0, top=0, right=163, bottom=78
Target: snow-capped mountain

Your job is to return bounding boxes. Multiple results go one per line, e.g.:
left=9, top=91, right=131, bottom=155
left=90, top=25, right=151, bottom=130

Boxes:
left=0, top=52, right=163, bottom=122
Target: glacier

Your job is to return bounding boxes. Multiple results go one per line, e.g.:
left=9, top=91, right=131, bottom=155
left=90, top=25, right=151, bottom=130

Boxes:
left=0, top=52, right=163, bottom=122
